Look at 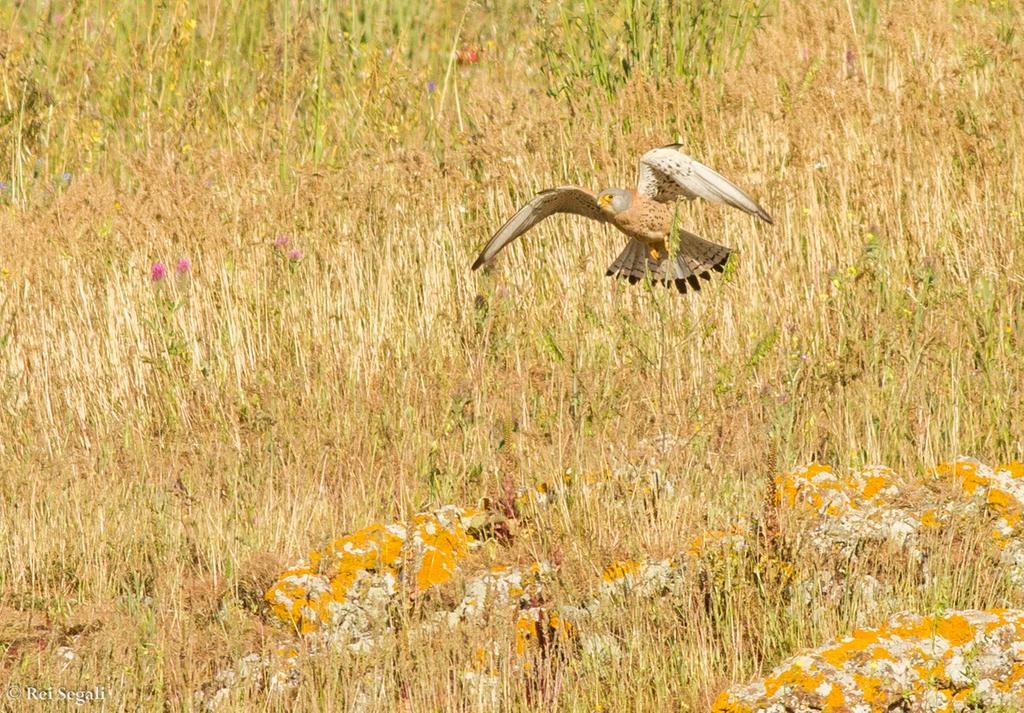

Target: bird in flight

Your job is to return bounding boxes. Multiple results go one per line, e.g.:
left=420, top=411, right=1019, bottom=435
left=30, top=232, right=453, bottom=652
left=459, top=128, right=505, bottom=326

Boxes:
left=471, top=145, right=772, bottom=294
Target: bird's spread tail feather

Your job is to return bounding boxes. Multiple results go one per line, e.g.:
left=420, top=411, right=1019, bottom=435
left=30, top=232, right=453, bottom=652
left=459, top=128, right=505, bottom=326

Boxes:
left=605, top=232, right=730, bottom=294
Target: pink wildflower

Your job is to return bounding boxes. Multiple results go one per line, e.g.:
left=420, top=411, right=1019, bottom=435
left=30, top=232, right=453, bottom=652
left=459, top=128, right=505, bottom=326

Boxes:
left=275, top=235, right=290, bottom=248
left=176, top=257, right=191, bottom=275
left=287, top=249, right=303, bottom=261
left=151, top=262, right=167, bottom=282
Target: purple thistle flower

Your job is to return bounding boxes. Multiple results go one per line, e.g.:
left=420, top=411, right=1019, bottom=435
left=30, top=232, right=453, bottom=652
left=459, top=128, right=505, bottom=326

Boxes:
left=426, top=80, right=437, bottom=93
left=287, top=249, right=303, bottom=261
left=151, top=262, right=167, bottom=282
left=62, top=172, right=72, bottom=182
left=275, top=235, right=290, bottom=248
left=176, top=257, right=191, bottom=275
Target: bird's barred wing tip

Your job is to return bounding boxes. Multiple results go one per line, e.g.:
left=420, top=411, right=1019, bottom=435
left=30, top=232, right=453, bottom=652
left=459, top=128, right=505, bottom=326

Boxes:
left=637, top=146, right=772, bottom=222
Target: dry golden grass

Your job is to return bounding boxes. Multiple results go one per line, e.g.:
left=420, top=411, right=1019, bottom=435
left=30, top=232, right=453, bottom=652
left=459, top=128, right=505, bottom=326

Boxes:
left=1, top=0, right=1023, bottom=710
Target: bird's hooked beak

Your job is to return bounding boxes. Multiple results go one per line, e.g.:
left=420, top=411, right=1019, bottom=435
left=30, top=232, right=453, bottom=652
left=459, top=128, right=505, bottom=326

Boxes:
left=597, top=194, right=611, bottom=208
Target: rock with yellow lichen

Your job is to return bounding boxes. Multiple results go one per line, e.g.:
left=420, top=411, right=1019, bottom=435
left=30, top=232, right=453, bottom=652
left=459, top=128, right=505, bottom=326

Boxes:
left=776, top=460, right=1024, bottom=570
left=775, top=463, right=928, bottom=557
left=444, top=562, right=550, bottom=627
left=591, top=525, right=751, bottom=611
left=264, top=505, right=494, bottom=638
left=930, top=459, right=1022, bottom=529
left=713, top=608, right=1024, bottom=712
left=198, top=505, right=499, bottom=710
left=598, top=558, right=682, bottom=599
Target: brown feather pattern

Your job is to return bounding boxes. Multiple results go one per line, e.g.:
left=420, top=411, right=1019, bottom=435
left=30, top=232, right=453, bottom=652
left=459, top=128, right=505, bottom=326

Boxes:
left=606, top=230, right=730, bottom=294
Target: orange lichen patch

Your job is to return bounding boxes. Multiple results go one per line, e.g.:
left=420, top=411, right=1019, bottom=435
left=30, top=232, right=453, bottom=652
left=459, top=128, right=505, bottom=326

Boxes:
left=323, top=524, right=404, bottom=598
left=265, top=506, right=488, bottom=634
left=273, top=644, right=299, bottom=659
left=851, top=672, right=884, bottom=703
left=935, top=614, right=974, bottom=646
left=1000, top=462, right=1024, bottom=479
left=320, top=523, right=404, bottom=570
left=264, top=565, right=336, bottom=634
left=888, top=613, right=940, bottom=642
left=548, top=610, right=573, bottom=641
left=989, top=488, right=1023, bottom=530
left=601, top=560, right=642, bottom=583
left=920, top=508, right=942, bottom=528
left=933, top=458, right=992, bottom=495
left=763, top=662, right=824, bottom=696
left=774, top=463, right=841, bottom=512
left=709, top=692, right=754, bottom=713
left=514, top=615, right=537, bottom=657
left=824, top=684, right=845, bottom=707
left=820, top=628, right=883, bottom=667
left=773, top=463, right=910, bottom=535
left=514, top=607, right=575, bottom=663
left=409, top=508, right=480, bottom=592
left=598, top=558, right=680, bottom=599
left=717, top=609, right=1024, bottom=711
left=777, top=464, right=905, bottom=517
left=265, top=520, right=411, bottom=633
left=850, top=465, right=899, bottom=502
left=861, top=474, right=889, bottom=499
left=925, top=460, right=1024, bottom=544
left=996, top=663, right=1024, bottom=691
left=869, top=645, right=893, bottom=660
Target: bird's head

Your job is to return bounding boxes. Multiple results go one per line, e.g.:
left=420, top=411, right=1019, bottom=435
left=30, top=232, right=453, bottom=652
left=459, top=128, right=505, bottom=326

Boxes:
left=596, top=188, right=632, bottom=215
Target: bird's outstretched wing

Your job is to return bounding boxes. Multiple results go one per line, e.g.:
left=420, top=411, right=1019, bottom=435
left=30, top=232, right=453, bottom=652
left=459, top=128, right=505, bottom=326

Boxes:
left=636, top=145, right=773, bottom=224
left=471, top=187, right=608, bottom=270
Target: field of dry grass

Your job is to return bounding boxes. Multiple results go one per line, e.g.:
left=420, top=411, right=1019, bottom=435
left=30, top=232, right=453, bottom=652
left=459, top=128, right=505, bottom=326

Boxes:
left=2, top=0, right=1023, bottom=710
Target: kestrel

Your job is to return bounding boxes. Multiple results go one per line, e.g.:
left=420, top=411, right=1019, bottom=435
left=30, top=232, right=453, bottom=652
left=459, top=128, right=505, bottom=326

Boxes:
left=471, top=145, right=772, bottom=293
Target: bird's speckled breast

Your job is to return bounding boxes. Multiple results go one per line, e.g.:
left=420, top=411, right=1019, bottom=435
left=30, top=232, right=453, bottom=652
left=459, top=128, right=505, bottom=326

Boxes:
left=611, top=194, right=674, bottom=244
